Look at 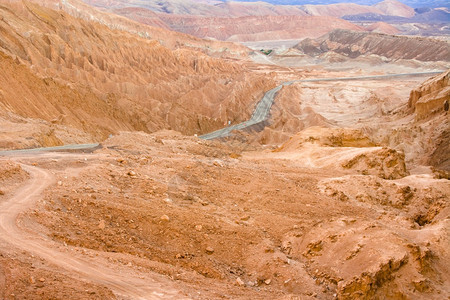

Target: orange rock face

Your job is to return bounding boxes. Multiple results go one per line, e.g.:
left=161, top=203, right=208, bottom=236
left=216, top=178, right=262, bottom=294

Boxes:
left=409, top=70, right=450, bottom=120
left=0, top=0, right=274, bottom=148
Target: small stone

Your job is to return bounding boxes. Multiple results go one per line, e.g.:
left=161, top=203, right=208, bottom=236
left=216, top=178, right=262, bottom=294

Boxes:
left=57, top=181, right=62, bottom=186
left=117, top=158, right=127, bottom=164
left=240, top=215, right=250, bottom=221
left=98, top=220, right=105, bottom=230
left=205, top=247, right=214, bottom=254
left=213, top=160, right=223, bottom=167
left=127, top=170, right=136, bottom=176
left=195, top=225, right=203, bottom=231
left=29, top=276, right=35, bottom=284
left=39, top=278, right=45, bottom=282
left=236, top=277, right=245, bottom=286
left=264, top=279, right=271, bottom=285
left=160, top=215, right=170, bottom=222
left=175, top=253, right=182, bottom=259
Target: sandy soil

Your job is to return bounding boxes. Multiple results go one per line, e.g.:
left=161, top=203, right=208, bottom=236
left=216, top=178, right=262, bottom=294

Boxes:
left=0, top=126, right=448, bottom=299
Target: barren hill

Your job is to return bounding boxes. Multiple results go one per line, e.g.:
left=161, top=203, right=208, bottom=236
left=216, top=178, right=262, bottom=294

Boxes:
left=85, top=0, right=307, bottom=17
left=373, top=0, right=415, bottom=18
left=295, top=29, right=450, bottom=62
left=300, top=3, right=385, bottom=18
left=159, top=15, right=364, bottom=42
left=365, top=21, right=401, bottom=34
left=0, top=0, right=273, bottom=148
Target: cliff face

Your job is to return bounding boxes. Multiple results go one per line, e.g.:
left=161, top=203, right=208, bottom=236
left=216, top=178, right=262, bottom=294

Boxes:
left=409, top=70, right=450, bottom=120
left=408, top=71, right=450, bottom=172
left=0, top=0, right=274, bottom=148
left=295, top=29, right=450, bottom=62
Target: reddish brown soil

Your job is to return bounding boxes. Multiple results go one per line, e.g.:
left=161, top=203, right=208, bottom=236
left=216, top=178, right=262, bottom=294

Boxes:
left=1, top=128, right=448, bottom=299
left=0, top=1, right=449, bottom=299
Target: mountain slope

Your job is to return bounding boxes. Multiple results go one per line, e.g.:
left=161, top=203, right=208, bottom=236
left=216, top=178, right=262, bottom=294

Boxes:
left=300, top=3, right=384, bottom=18
left=295, top=29, right=450, bottom=62
left=373, top=0, right=415, bottom=18
left=0, top=0, right=273, bottom=148
left=85, top=0, right=307, bottom=17
left=158, top=15, right=364, bottom=42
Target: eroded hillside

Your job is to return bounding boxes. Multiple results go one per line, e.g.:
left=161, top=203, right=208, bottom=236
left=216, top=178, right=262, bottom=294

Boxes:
left=0, top=0, right=274, bottom=149
left=295, top=29, right=450, bottom=62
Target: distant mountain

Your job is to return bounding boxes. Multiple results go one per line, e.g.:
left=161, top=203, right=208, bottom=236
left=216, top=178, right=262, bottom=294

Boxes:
left=148, top=14, right=364, bottom=42
left=229, top=0, right=450, bottom=9
left=298, top=0, right=415, bottom=18
left=86, top=0, right=420, bottom=18
left=343, top=8, right=450, bottom=23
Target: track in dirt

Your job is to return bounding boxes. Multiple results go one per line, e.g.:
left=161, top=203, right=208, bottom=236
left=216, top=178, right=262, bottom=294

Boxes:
left=0, top=154, right=186, bottom=300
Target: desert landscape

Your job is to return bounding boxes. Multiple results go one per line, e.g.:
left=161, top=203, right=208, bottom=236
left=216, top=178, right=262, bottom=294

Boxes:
left=0, top=0, right=449, bottom=299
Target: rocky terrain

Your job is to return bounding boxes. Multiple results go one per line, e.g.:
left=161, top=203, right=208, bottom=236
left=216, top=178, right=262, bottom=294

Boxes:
left=0, top=0, right=273, bottom=149
left=294, top=29, right=450, bottom=62
left=0, top=0, right=449, bottom=299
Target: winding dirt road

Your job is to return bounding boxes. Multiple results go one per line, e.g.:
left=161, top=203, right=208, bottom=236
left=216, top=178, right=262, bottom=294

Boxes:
left=0, top=154, right=187, bottom=299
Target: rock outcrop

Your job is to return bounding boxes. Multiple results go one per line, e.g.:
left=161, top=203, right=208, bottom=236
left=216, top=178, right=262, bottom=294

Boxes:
left=409, top=70, right=450, bottom=120
left=408, top=70, right=450, bottom=172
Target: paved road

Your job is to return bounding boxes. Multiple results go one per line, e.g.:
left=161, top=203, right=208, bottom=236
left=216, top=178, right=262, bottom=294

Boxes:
left=199, top=71, right=444, bottom=140
left=199, top=85, right=283, bottom=140
left=0, top=143, right=100, bottom=156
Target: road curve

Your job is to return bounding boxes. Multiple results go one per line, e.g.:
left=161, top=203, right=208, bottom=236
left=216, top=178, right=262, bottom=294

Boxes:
left=0, top=143, right=100, bottom=156
left=0, top=158, right=185, bottom=299
left=199, top=71, right=443, bottom=140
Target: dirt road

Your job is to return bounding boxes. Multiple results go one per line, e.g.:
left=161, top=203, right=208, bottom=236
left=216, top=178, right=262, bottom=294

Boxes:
left=0, top=154, right=187, bottom=299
